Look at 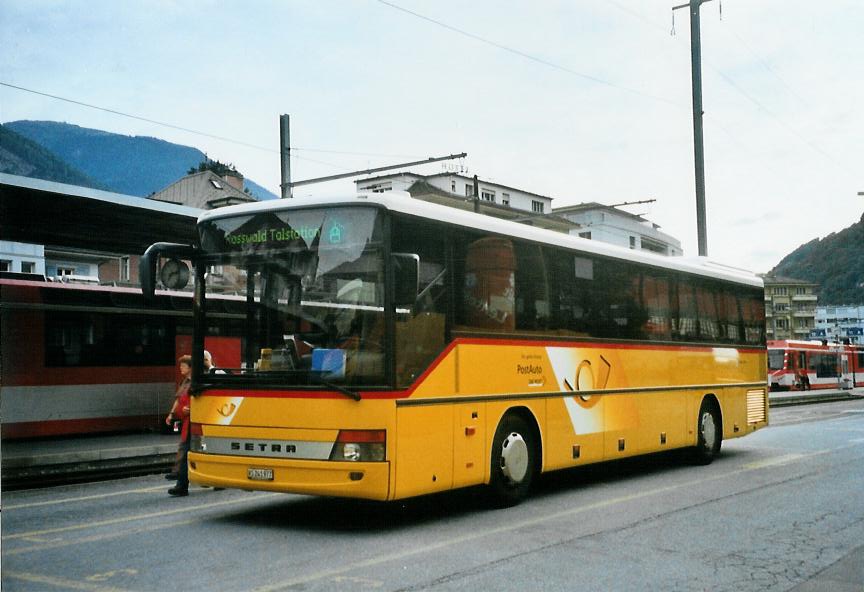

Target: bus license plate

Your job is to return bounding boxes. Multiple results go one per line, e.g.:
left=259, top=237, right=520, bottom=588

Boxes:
left=247, top=468, right=274, bottom=481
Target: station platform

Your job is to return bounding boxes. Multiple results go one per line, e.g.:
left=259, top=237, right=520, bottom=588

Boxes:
left=2, top=387, right=863, bottom=490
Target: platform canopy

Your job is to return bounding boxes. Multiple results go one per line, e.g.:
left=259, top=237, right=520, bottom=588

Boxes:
left=0, top=173, right=201, bottom=254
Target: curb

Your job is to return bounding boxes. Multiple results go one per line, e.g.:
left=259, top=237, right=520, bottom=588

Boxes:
left=769, top=392, right=864, bottom=408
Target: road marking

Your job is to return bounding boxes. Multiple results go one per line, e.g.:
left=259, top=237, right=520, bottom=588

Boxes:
left=2, top=571, right=138, bottom=591
left=246, top=446, right=863, bottom=592
left=2, top=492, right=279, bottom=541
left=743, top=453, right=808, bottom=469
left=4, top=485, right=165, bottom=510
left=4, top=517, right=200, bottom=557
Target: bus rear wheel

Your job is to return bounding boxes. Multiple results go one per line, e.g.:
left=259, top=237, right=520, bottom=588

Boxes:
left=690, top=399, right=721, bottom=465
left=488, top=414, right=536, bottom=507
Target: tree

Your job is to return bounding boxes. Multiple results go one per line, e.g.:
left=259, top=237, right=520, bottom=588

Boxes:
left=188, top=158, right=241, bottom=178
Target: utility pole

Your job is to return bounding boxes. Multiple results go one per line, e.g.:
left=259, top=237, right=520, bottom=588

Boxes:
left=673, top=0, right=712, bottom=256
left=279, top=114, right=291, bottom=198
left=289, top=153, right=467, bottom=189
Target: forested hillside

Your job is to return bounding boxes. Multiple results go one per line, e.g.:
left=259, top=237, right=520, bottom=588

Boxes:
left=3, top=120, right=277, bottom=200
left=770, top=213, right=864, bottom=305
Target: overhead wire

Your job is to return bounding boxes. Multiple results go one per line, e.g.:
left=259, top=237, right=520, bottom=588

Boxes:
left=375, top=0, right=685, bottom=109
left=0, top=81, right=421, bottom=163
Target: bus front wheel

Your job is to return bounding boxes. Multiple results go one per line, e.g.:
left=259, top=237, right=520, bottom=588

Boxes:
left=488, top=414, right=536, bottom=507
left=690, top=399, right=721, bottom=465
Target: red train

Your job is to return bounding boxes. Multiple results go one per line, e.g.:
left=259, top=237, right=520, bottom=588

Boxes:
left=0, top=277, right=239, bottom=439
left=768, top=339, right=863, bottom=392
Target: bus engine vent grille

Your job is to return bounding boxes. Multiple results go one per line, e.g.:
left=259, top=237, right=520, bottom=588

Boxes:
left=746, top=389, right=767, bottom=424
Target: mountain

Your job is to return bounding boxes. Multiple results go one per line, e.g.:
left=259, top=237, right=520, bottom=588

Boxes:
left=770, top=213, right=864, bottom=305
left=0, top=124, right=107, bottom=189
left=3, top=120, right=278, bottom=200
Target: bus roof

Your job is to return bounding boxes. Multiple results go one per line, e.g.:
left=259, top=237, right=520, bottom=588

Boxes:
left=198, top=192, right=763, bottom=288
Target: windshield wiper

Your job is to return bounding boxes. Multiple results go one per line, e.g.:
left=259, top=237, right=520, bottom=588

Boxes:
left=312, top=377, right=361, bottom=401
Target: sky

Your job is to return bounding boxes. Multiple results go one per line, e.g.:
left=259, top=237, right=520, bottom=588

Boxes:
left=1, top=0, right=861, bottom=273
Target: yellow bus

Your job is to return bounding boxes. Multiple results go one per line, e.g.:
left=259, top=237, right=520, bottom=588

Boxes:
left=141, top=192, right=768, bottom=506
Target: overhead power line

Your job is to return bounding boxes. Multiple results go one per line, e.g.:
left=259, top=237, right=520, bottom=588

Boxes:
left=0, top=81, right=421, bottom=161
left=375, top=0, right=684, bottom=108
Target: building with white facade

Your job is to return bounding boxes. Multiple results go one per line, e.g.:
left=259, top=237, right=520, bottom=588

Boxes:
left=0, top=241, right=45, bottom=276
left=356, top=172, right=554, bottom=214
left=811, top=304, right=864, bottom=344
left=553, top=202, right=683, bottom=257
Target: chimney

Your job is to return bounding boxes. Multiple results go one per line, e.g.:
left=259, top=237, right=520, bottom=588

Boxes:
left=222, top=171, right=244, bottom=192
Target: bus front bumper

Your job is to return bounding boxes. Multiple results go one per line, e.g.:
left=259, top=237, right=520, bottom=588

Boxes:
left=188, top=452, right=391, bottom=500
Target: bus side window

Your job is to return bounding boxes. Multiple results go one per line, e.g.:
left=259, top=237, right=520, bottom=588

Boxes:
left=391, top=217, right=449, bottom=387
left=676, top=281, right=699, bottom=341
left=696, top=285, right=720, bottom=341
left=719, top=291, right=741, bottom=343
left=641, top=271, right=671, bottom=341
left=460, top=237, right=516, bottom=332
left=513, top=242, right=550, bottom=332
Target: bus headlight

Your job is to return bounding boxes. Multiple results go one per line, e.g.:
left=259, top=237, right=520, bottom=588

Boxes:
left=329, top=430, right=386, bottom=462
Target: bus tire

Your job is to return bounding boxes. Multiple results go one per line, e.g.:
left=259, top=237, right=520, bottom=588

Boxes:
left=488, top=414, right=536, bottom=507
left=690, top=398, right=721, bottom=465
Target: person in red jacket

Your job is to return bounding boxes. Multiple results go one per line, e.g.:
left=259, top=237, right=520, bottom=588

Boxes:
left=168, top=355, right=192, bottom=497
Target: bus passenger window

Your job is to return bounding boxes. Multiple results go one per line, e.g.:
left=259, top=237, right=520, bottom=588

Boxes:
left=676, top=283, right=699, bottom=341
left=513, top=243, right=550, bottom=332
left=696, top=287, right=720, bottom=341
left=392, top=217, right=449, bottom=387
left=462, top=237, right=516, bottom=332
left=641, top=273, right=671, bottom=340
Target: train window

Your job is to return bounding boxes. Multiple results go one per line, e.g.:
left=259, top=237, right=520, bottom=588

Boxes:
left=45, top=312, right=175, bottom=367
left=809, top=353, right=839, bottom=378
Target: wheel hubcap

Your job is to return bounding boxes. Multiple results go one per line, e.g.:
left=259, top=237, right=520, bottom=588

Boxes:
left=701, top=411, right=716, bottom=450
left=500, top=432, right=529, bottom=483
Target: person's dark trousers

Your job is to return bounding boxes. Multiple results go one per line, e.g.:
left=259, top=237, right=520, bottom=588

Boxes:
left=177, top=441, right=190, bottom=489
left=169, top=441, right=190, bottom=496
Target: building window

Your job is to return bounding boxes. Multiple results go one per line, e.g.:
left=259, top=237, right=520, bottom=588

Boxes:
left=465, top=184, right=474, bottom=197
left=366, top=182, right=392, bottom=193
left=579, top=231, right=592, bottom=240
left=798, top=319, right=809, bottom=329
left=629, top=236, right=637, bottom=249
left=21, top=261, right=36, bottom=274
left=210, top=179, right=223, bottom=189
left=0, top=260, right=11, bottom=272
left=120, top=256, right=131, bottom=282
left=795, top=287, right=806, bottom=295
left=451, top=181, right=456, bottom=193
left=531, top=200, right=544, bottom=213
left=57, top=266, right=76, bottom=277
left=502, top=193, right=510, bottom=206
left=776, top=318, right=788, bottom=329
left=481, top=190, right=495, bottom=202
left=774, top=287, right=787, bottom=296
left=775, top=303, right=789, bottom=312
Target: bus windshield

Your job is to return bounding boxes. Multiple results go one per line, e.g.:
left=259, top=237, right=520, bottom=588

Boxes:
left=199, top=207, right=386, bottom=387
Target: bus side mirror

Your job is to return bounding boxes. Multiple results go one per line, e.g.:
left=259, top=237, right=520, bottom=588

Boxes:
left=391, top=253, right=420, bottom=308
left=140, top=242, right=198, bottom=299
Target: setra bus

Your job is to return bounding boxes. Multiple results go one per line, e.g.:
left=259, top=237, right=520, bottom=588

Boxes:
left=141, top=192, right=768, bottom=505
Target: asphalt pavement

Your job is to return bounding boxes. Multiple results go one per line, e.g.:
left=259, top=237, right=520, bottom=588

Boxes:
left=2, top=386, right=862, bottom=490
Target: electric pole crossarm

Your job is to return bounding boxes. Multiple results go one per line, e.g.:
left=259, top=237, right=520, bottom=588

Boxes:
left=289, top=153, right=468, bottom=188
